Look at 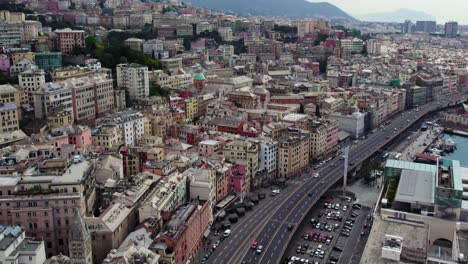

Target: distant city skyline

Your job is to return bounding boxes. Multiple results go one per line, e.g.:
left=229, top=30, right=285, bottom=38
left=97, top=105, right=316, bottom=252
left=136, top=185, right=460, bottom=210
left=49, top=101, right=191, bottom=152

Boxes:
left=308, top=0, right=468, bottom=24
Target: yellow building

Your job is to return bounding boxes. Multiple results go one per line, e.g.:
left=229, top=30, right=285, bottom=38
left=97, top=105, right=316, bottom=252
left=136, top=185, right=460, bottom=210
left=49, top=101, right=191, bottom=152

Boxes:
left=223, top=139, right=259, bottom=191
left=185, top=97, right=198, bottom=120
left=278, top=133, right=310, bottom=178
left=0, top=102, right=19, bottom=133
left=91, top=125, right=123, bottom=151
left=0, top=84, right=21, bottom=120
left=11, top=52, right=35, bottom=65
left=47, top=110, right=73, bottom=129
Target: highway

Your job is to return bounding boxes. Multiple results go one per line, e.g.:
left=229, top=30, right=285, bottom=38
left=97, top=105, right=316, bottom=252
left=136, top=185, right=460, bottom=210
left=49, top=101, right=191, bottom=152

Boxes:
left=207, top=94, right=465, bottom=264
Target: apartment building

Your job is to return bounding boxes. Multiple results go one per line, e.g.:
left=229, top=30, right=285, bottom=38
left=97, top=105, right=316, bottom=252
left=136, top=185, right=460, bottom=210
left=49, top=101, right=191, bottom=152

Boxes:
left=259, top=139, right=278, bottom=178
left=152, top=201, right=212, bottom=264
left=116, top=63, right=149, bottom=101
left=33, top=82, right=72, bottom=119
left=0, top=159, right=96, bottom=258
left=278, top=133, right=310, bottom=178
left=150, top=69, right=193, bottom=90
left=0, top=103, right=19, bottom=133
left=0, top=225, right=46, bottom=263
left=18, top=68, right=46, bottom=105
left=54, top=28, right=85, bottom=55
left=218, top=27, right=233, bottom=41
left=96, top=110, right=146, bottom=146
left=223, top=139, right=259, bottom=191
left=61, top=74, right=114, bottom=123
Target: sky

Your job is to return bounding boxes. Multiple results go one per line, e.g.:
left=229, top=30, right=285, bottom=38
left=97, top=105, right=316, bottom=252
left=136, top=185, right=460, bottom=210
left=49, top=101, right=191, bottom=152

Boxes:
left=307, top=0, right=468, bottom=24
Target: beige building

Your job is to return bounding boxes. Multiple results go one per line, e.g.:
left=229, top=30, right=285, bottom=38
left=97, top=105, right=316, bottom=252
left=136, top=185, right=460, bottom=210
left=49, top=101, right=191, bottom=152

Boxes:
left=124, top=38, right=144, bottom=52
left=223, top=140, right=259, bottom=191
left=18, top=68, right=45, bottom=104
left=218, top=27, right=233, bottom=41
left=0, top=84, right=21, bottom=120
left=0, top=102, right=19, bottom=133
left=91, top=125, right=123, bottom=151
left=149, top=70, right=193, bottom=90
left=278, top=133, right=310, bottom=178
left=11, top=51, right=35, bottom=65
left=161, top=58, right=182, bottom=73
left=445, top=112, right=468, bottom=126
left=293, top=20, right=327, bottom=37
left=61, top=74, right=115, bottom=123
left=47, top=110, right=74, bottom=129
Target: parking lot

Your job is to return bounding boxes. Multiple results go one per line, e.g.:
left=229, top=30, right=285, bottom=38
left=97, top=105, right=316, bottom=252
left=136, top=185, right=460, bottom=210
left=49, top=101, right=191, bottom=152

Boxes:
left=282, top=191, right=370, bottom=264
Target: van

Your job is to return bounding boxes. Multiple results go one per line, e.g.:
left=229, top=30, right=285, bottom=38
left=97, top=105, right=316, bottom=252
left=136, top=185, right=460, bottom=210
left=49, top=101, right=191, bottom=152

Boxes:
left=223, top=229, right=231, bottom=237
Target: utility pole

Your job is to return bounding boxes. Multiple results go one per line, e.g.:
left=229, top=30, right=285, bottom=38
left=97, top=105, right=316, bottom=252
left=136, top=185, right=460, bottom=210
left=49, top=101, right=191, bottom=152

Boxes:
left=343, top=146, right=349, bottom=197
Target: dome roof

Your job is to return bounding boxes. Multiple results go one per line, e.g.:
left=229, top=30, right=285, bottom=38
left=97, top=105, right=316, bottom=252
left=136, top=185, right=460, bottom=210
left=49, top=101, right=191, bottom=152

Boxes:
left=194, top=73, right=206, bottom=81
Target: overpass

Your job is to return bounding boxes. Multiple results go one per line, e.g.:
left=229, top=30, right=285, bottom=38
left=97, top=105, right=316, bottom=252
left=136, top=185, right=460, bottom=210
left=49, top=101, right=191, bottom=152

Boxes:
left=208, top=94, right=466, bottom=264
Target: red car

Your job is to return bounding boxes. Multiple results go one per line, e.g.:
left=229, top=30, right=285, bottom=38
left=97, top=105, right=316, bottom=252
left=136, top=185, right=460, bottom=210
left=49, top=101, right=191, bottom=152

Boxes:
left=251, top=241, right=258, bottom=249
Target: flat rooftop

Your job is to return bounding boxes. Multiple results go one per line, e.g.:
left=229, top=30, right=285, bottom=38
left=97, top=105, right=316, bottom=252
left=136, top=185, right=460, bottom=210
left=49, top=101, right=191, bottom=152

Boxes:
left=361, top=217, right=428, bottom=264
left=395, top=169, right=435, bottom=204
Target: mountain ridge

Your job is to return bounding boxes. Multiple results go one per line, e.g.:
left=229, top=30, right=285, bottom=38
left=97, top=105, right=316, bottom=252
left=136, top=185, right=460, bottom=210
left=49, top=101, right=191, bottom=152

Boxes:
left=184, top=0, right=355, bottom=20
left=356, top=8, right=435, bottom=23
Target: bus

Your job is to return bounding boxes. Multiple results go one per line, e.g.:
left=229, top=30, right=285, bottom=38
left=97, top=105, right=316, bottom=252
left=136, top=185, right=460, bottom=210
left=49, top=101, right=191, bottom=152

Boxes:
left=394, top=153, right=402, bottom=160
left=381, top=152, right=389, bottom=162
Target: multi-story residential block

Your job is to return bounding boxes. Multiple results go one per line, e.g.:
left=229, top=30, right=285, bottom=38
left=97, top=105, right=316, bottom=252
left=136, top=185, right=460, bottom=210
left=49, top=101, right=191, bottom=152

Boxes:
left=91, top=125, right=123, bottom=151
left=18, top=68, right=46, bottom=104
left=218, top=27, right=233, bottom=41
left=223, top=139, right=259, bottom=191
left=176, top=24, right=193, bottom=37
left=329, top=111, right=366, bottom=139
left=161, top=57, right=183, bottom=73
left=47, top=110, right=73, bottom=129
left=22, top=20, right=41, bottom=40
left=124, top=38, right=144, bottom=52
left=150, top=69, right=193, bottom=90
left=34, top=52, right=62, bottom=71
left=10, top=51, right=35, bottom=65
left=33, top=82, right=72, bottom=119
left=0, top=225, right=47, bottom=263
left=54, top=28, right=85, bottom=55
left=366, top=39, right=381, bottom=55
left=199, top=140, right=221, bottom=157
left=0, top=159, right=96, bottom=258
left=0, top=54, right=10, bottom=75
left=259, top=139, right=278, bottom=178
left=445, top=21, right=458, bottom=38
left=196, top=21, right=213, bottom=34
left=0, top=84, right=21, bottom=118
left=185, top=97, right=198, bottom=120
left=278, top=133, right=310, bottom=178
left=292, top=19, right=327, bottom=37
left=152, top=201, right=212, bottom=264
left=116, top=63, right=149, bottom=101
left=143, top=39, right=164, bottom=58
left=0, top=21, right=23, bottom=48
left=415, top=21, right=437, bottom=33
left=61, top=74, right=114, bottom=123
left=0, top=103, right=19, bottom=133
left=96, top=110, right=146, bottom=146
left=9, top=58, right=35, bottom=76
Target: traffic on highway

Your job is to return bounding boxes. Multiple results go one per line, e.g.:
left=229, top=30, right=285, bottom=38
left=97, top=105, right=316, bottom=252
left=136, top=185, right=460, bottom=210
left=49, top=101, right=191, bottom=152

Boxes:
left=206, top=94, right=465, bottom=264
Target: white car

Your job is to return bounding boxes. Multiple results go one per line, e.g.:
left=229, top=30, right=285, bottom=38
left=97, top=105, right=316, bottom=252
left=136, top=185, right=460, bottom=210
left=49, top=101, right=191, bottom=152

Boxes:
left=313, top=173, right=319, bottom=178
left=256, top=245, right=263, bottom=254
left=343, top=206, right=347, bottom=211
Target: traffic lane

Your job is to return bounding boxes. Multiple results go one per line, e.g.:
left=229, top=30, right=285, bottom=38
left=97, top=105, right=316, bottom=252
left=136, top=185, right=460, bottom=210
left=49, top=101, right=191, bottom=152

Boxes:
left=259, top=223, right=293, bottom=264
left=221, top=97, right=460, bottom=263
left=243, top=219, right=282, bottom=264
left=208, top=186, right=297, bottom=263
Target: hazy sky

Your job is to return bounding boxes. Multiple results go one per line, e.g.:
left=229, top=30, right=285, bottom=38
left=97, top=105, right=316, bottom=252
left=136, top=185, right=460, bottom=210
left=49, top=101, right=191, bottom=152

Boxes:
left=307, top=0, right=468, bottom=24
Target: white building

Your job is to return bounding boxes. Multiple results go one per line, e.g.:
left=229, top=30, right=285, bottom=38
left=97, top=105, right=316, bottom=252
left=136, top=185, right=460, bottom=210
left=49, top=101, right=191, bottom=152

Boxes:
left=116, top=63, right=149, bottom=101
left=96, top=110, right=146, bottom=146
left=219, top=44, right=235, bottom=57
left=9, top=58, right=36, bottom=75
left=196, top=21, right=213, bottom=34
left=329, top=111, right=365, bottom=139
left=84, top=58, right=101, bottom=70
left=143, top=39, right=164, bottom=58
left=33, top=82, right=72, bottom=119
left=18, top=68, right=45, bottom=104
left=0, top=225, right=47, bottom=264
left=367, top=39, right=381, bottom=55
left=259, top=140, right=277, bottom=174
left=187, top=168, right=215, bottom=211
left=218, top=27, right=233, bottom=42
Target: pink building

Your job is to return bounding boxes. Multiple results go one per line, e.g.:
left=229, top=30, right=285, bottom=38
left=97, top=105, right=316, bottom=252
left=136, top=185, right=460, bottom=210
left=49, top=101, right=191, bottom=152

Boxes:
left=325, top=121, right=339, bottom=155
left=198, top=140, right=221, bottom=157
left=230, top=164, right=247, bottom=194
left=68, top=125, right=92, bottom=153
left=152, top=201, right=212, bottom=264
left=0, top=54, right=10, bottom=75
left=54, top=28, right=85, bottom=55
